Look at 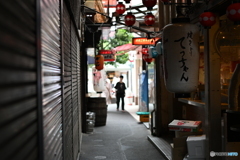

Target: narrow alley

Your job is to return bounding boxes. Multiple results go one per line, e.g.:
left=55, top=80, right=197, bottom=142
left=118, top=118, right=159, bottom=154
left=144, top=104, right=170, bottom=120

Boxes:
left=80, top=104, right=166, bottom=160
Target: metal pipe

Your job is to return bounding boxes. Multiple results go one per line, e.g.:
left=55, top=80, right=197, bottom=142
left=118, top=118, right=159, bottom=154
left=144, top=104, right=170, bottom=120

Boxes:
left=164, top=4, right=170, bottom=25
left=171, top=0, right=177, bottom=19
left=158, top=1, right=165, bottom=29
left=163, top=5, right=167, bottom=26
left=36, top=0, right=44, bottom=159
left=60, top=0, right=65, bottom=159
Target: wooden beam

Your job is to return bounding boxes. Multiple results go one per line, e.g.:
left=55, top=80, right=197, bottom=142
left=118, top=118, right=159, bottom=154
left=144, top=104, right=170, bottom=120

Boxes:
left=204, top=17, right=222, bottom=159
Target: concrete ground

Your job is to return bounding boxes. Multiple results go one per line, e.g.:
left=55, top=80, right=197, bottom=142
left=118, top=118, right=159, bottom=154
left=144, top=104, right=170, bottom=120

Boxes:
left=79, top=103, right=166, bottom=160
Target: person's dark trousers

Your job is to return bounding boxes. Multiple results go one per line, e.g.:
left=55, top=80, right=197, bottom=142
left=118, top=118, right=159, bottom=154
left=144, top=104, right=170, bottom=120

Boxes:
left=116, top=93, right=125, bottom=110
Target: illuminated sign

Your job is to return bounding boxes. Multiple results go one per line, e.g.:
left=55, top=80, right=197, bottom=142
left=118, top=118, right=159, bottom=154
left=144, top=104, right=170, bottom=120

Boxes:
left=132, top=37, right=161, bottom=45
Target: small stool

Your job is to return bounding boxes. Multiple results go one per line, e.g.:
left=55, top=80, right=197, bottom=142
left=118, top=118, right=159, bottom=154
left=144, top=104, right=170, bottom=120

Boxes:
left=136, top=112, right=150, bottom=122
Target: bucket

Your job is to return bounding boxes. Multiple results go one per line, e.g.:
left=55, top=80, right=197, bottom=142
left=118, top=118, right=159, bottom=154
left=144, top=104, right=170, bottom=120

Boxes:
left=87, top=97, right=107, bottom=126
left=126, top=96, right=133, bottom=105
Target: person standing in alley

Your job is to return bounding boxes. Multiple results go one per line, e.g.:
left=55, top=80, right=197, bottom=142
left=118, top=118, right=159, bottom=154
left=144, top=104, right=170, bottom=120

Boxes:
left=114, top=75, right=126, bottom=111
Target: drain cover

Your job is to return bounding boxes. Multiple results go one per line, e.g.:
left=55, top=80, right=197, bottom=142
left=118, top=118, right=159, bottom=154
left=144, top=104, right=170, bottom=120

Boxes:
left=95, top=156, right=107, bottom=159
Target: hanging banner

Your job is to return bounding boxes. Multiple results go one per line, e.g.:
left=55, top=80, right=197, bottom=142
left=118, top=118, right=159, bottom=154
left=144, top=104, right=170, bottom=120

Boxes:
left=132, top=37, right=160, bottom=45
left=139, top=71, right=149, bottom=112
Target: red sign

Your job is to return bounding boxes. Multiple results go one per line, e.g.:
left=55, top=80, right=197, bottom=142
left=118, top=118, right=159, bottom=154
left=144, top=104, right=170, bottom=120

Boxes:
left=99, top=50, right=115, bottom=61
left=99, top=50, right=112, bottom=55
left=132, top=37, right=160, bottom=45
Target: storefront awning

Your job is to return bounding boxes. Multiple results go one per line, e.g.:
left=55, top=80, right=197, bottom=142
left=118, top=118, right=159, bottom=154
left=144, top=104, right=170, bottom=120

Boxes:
left=113, top=43, right=141, bottom=55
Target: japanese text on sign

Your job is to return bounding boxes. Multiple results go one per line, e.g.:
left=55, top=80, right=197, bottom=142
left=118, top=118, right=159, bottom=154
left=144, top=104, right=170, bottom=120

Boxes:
left=174, top=31, right=194, bottom=82
left=132, top=37, right=160, bottom=45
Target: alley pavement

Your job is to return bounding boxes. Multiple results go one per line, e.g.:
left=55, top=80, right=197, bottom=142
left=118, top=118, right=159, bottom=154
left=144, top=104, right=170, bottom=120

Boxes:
left=79, top=103, right=166, bottom=160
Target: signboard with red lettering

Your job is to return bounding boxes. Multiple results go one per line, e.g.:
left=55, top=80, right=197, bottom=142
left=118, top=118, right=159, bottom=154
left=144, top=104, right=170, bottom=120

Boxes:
left=132, top=37, right=160, bottom=45
left=99, top=50, right=115, bottom=61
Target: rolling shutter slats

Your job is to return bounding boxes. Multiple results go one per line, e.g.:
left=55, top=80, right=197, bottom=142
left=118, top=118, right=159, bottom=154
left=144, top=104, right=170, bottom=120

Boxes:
left=71, top=22, right=79, bottom=160
left=63, top=2, right=73, bottom=160
left=0, top=1, right=37, bottom=159
left=41, top=0, right=63, bottom=159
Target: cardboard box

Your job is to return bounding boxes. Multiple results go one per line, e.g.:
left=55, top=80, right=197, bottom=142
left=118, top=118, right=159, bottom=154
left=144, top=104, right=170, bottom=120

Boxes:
left=187, top=135, right=206, bottom=158
left=169, top=119, right=201, bottom=132
left=172, top=147, right=187, bottom=160
left=171, top=137, right=188, bottom=160
left=173, top=137, right=187, bottom=148
left=169, top=127, right=200, bottom=132
left=175, top=130, right=203, bottom=138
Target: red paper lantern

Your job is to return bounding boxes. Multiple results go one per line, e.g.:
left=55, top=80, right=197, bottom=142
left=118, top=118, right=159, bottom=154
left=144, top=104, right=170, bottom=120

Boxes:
left=199, top=11, right=216, bottom=29
left=226, top=3, right=240, bottom=24
left=142, top=0, right=157, bottom=10
left=143, top=54, right=153, bottom=64
left=144, top=12, right=155, bottom=26
left=124, top=12, right=136, bottom=27
left=116, top=2, right=126, bottom=15
left=162, top=17, right=200, bottom=94
left=142, top=48, right=148, bottom=55
left=95, top=55, right=104, bottom=70
left=124, top=0, right=131, bottom=4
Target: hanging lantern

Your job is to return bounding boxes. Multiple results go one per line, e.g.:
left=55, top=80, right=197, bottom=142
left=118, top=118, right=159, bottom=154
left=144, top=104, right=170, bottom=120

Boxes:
left=148, top=46, right=158, bottom=58
left=162, top=17, right=200, bottom=95
left=142, top=48, right=148, bottom=55
left=144, top=12, right=155, bottom=26
left=142, top=0, right=157, bottom=10
left=226, top=2, right=240, bottom=25
left=124, top=0, right=131, bottom=4
left=143, top=54, right=153, bottom=64
left=124, top=12, right=136, bottom=27
left=199, top=11, right=216, bottom=29
left=116, top=2, right=126, bottom=15
left=92, top=67, right=106, bottom=93
left=95, top=55, right=104, bottom=70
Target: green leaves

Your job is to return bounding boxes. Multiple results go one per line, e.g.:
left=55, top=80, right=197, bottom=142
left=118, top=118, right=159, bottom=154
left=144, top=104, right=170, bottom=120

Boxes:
left=97, top=29, right=133, bottom=65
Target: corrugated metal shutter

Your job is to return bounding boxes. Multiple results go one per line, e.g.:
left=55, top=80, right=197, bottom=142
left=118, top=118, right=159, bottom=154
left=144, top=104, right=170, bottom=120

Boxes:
left=69, top=0, right=80, bottom=27
left=0, top=1, right=38, bottom=160
left=77, top=30, right=82, bottom=150
left=63, top=2, right=73, bottom=160
left=41, top=0, right=63, bottom=160
left=71, top=22, right=80, bottom=160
